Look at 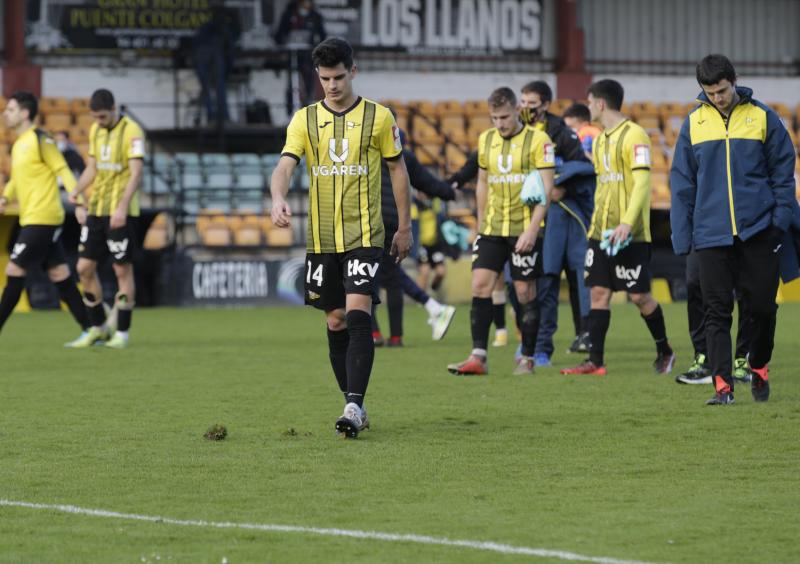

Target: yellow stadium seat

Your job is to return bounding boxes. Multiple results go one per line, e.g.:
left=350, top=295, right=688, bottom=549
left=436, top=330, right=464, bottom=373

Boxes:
left=550, top=99, right=573, bottom=116
left=658, top=102, right=688, bottom=121
left=68, top=125, right=90, bottom=144
left=394, top=113, right=409, bottom=135
left=435, top=100, right=464, bottom=117
left=414, top=143, right=443, bottom=166
left=411, top=115, right=443, bottom=143
left=637, top=116, right=661, bottom=132
left=143, top=212, right=174, bottom=250
left=70, top=98, right=91, bottom=116
left=266, top=225, right=293, bottom=247
left=39, top=97, right=70, bottom=115
left=75, top=114, right=95, bottom=129
left=407, top=100, right=436, bottom=117
left=768, top=102, right=792, bottom=121
left=630, top=101, right=659, bottom=119
left=650, top=172, right=671, bottom=210
left=200, top=224, right=231, bottom=246
left=463, top=100, right=488, bottom=117
left=44, top=113, right=73, bottom=132
left=445, top=144, right=468, bottom=173
left=233, top=224, right=262, bottom=246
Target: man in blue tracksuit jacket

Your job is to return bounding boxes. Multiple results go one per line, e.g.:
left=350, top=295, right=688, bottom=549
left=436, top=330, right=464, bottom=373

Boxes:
left=670, top=54, right=796, bottom=406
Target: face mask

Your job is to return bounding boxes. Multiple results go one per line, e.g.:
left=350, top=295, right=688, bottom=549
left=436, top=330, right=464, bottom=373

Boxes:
left=56, top=140, right=67, bottom=152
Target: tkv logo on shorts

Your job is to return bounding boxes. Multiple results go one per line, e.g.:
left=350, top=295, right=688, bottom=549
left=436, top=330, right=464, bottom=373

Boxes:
left=615, top=265, right=641, bottom=288
left=328, top=138, right=349, bottom=163
left=107, top=238, right=129, bottom=260
left=347, top=259, right=378, bottom=278
left=511, top=252, right=538, bottom=274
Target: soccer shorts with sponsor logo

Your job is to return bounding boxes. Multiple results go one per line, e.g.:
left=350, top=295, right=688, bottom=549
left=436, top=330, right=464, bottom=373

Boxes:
left=9, top=225, right=67, bottom=270
left=417, top=243, right=447, bottom=267
left=471, top=235, right=543, bottom=281
left=79, top=215, right=139, bottom=264
left=585, top=239, right=652, bottom=293
left=304, top=247, right=383, bottom=311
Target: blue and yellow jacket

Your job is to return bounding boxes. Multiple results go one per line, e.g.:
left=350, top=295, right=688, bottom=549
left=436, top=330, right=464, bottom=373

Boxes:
left=670, top=86, right=796, bottom=255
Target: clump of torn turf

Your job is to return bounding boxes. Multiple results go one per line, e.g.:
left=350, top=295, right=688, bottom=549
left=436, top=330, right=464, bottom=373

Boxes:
left=204, top=424, right=228, bottom=441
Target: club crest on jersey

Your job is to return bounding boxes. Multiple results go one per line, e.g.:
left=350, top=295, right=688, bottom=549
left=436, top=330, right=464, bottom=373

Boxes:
left=328, top=138, right=349, bottom=163
left=497, top=154, right=513, bottom=174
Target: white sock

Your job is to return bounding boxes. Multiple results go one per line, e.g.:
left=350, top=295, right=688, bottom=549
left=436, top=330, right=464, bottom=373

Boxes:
left=425, top=298, right=443, bottom=317
left=471, top=348, right=487, bottom=358
left=115, top=331, right=129, bottom=339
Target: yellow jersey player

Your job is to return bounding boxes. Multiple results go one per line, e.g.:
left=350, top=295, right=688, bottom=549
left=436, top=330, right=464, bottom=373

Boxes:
left=68, top=89, right=145, bottom=349
left=270, top=38, right=412, bottom=438
left=0, top=91, right=93, bottom=345
left=561, top=79, right=675, bottom=376
left=447, top=87, right=555, bottom=376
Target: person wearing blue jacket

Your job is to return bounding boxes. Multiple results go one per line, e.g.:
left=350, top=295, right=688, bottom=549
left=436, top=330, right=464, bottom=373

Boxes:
left=670, top=54, right=797, bottom=405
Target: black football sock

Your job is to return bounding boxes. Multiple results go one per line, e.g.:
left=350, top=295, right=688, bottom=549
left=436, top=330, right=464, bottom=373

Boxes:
left=327, top=327, right=349, bottom=396
left=642, top=304, right=672, bottom=355
left=117, top=309, right=132, bottom=332
left=588, top=309, right=611, bottom=366
left=470, top=297, right=493, bottom=354
left=345, top=310, right=374, bottom=407
left=0, top=276, right=25, bottom=332
left=492, top=304, right=506, bottom=330
left=520, top=300, right=540, bottom=358
left=387, top=285, right=403, bottom=337
left=55, top=279, right=90, bottom=330
left=84, top=292, right=107, bottom=327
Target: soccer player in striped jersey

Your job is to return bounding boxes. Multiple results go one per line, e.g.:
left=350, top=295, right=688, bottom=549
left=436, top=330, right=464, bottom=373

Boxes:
left=0, top=91, right=92, bottom=345
left=270, top=37, right=412, bottom=438
left=561, top=79, right=674, bottom=376
left=447, top=87, right=555, bottom=376
left=68, top=89, right=145, bottom=349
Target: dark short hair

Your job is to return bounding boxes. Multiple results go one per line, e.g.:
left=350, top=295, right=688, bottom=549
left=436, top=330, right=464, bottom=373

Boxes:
left=520, top=80, right=552, bottom=104
left=9, top=91, right=38, bottom=121
left=563, top=103, right=591, bottom=122
left=696, top=54, right=737, bottom=86
left=488, top=87, right=517, bottom=109
left=587, top=79, right=624, bottom=111
left=312, top=37, right=354, bottom=70
left=90, top=89, right=115, bottom=111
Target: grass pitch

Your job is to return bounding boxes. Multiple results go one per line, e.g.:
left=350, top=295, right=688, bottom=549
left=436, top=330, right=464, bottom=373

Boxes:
left=1, top=303, right=799, bottom=563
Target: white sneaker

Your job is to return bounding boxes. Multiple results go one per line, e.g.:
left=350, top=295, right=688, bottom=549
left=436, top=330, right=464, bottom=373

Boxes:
left=430, top=305, right=456, bottom=341
left=335, top=402, right=368, bottom=438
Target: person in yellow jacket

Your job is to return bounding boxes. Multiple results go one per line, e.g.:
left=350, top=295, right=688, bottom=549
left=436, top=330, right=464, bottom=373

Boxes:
left=0, top=91, right=92, bottom=345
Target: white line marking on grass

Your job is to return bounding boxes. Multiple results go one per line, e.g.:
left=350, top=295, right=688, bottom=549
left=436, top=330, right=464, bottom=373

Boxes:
left=0, top=498, right=658, bottom=564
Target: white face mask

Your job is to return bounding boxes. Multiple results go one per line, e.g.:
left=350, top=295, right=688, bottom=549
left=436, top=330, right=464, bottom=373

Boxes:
left=56, top=140, right=67, bottom=152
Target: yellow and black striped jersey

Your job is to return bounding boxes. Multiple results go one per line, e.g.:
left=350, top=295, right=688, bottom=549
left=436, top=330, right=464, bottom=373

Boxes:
left=477, top=125, right=555, bottom=237
left=589, top=119, right=652, bottom=242
left=88, top=115, right=145, bottom=217
left=282, top=96, right=402, bottom=253
left=3, top=126, right=76, bottom=226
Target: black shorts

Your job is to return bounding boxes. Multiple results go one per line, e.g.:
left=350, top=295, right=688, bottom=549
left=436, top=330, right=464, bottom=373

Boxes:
left=9, top=225, right=67, bottom=270
left=305, top=247, right=383, bottom=311
left=79, top=215, right=139, bottom=264
left=585, top=239, right=652, bottom=293
left=418, top=243, right=447, bottom=267
left=471, top=235, right=543, bottom=281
